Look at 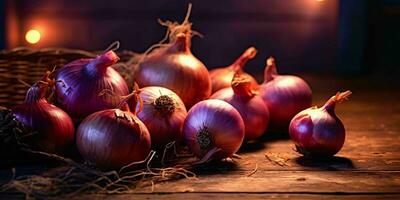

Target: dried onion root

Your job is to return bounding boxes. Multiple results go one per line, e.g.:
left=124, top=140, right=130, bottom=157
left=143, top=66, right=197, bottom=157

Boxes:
left=1, top=143, right=197, bottom=199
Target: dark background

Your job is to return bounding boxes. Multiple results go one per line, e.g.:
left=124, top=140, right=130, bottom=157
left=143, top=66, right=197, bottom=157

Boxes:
left=1, top=0, right=399, bottom=76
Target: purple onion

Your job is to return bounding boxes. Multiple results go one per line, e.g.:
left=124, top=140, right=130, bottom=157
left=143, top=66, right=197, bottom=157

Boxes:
left=55, top=51, right=129, bottom=121
left=77, top=91, right=152, bottom=169
left=260, top=57, right=312, bottom=130
left=134, top=33, right=212, bottom=108
left=12, top=81, right=75, bottom=153
left=289, top=91, right=351, bottom=158
left=183, top=99, right=245, bottom=160
left=211, top=73, right=269, bottom=141
left=135, top=86, right=187, bottom=149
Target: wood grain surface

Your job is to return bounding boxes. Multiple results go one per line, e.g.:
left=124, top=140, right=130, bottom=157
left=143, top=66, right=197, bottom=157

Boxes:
left=0, top=75, right=399, bottom=199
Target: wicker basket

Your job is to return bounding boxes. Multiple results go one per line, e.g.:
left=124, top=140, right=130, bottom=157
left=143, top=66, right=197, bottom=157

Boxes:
left=0, top=47, right=136, bottom=107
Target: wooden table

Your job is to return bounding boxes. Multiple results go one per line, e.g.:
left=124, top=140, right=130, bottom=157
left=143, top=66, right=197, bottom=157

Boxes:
left=1, top=74, right=399, bottom=199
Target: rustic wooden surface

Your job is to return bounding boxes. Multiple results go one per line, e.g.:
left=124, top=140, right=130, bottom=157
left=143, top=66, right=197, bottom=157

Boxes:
left=0, top=74, right=399, bottom=199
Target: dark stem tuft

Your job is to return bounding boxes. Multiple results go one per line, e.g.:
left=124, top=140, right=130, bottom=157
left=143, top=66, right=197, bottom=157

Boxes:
left=154, top=95, right=175, bottom=115
left=196, top=126, right=213, bottom=150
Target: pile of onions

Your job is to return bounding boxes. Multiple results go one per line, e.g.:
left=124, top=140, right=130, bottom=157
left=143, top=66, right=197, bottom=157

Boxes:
left=76, top=90, right=151, bottom=169
left=12, top=77, right=75, bottom=153
left=211, top=73, right=269, bottom=141
left=209, top=47, right=259, bottom=93
left=134, top=32, right=211, bottom=108
left=289, top=91, right=352, bottom=158
left=135, top=86, right=187, bottom=148
left=260, top=57, right=312, bottom=130
left=183, top=99, right=244, bottom=160
left=55, top=50, right=129, bottom=121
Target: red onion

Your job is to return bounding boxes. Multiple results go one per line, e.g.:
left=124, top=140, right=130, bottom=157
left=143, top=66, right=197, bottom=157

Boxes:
left=12, top=79, right=75, bottom=153
left=183, top=99, right=245, bottom=160
left=211, top=73, right=269, bottom=141
left=135, top=33, right=211, bottom=108
left=209, top=47, right=259, bottom=93
left=77, top=90, right=151, bottom=169
left=55, top=50, right=129, bottom=121
left=289, top=91, right=352, bottom=158
left=135, top=86, right=187, bottom=149
left=260, top=57, right=312, bottom=130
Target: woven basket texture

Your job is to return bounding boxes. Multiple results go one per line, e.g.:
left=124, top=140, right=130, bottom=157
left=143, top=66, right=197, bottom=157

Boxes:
left=0, top=47, right=135, bottom=107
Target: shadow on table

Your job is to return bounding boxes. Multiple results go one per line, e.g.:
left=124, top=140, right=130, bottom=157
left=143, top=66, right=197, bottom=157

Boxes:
left=259, top=130, right=291, bottom=142
left=239, top=140, right=267, bottom=153
left=295, top=156, right=356, bottom=170
left=238, top=128, right=291, bottom=154
left=192, top=159, right=239, bottom=175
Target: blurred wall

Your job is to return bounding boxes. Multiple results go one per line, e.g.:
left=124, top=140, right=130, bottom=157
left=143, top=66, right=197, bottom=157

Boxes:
left=4, top=0, right=339, bottom=76
left=3, top=0, right=400, bottom=75
left=365, top=0, right=400, bottom=74
left=0, top=0, right=5, bottom=49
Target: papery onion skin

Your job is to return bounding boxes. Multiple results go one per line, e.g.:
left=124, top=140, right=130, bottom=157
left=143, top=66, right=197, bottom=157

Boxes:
left=210, top=47, right=259, bottom=93
left=77, top=93, right=151, bottom=169
left=12, top=82, right=75, bottom=153
left=135, top=33, right=211, bottom=108
left=183, top=99, right=245, bottom=159
left=135, top=86, right=187, bottom=149
left=55, top=51, right=129, bottom=121
left=289, top=91, right=351, bottom=158
left=260, top=57, right=312, bottom=130
left=211, top=73, right=269, bottom=141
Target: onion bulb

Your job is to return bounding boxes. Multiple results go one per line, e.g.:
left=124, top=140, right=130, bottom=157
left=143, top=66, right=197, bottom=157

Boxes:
left=183, top=99, right=245, bottom=160
left=260, top=57, right=312, bottom=130
left=209, top=47, right=259, bottom=93
left=211, top=73, right=269, bottom=141
left=289, top=91, right=352, bottom=158
left=76, top=88, right=151, bottom=169
left=12, top=76, right=75, bottom=153
left=55, top=50, right=129, bottom=121
left=135, top=32, right=211, bottom=108
left=135, top=86, right=187, bottom=149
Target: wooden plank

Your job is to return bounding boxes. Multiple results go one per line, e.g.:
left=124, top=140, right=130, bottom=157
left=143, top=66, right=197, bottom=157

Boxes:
left=3, top=193, right=400, bottom=200
left=136, top=171, right=400, bottom=194
left=0, top=76, right=398, bottom=199
left=69, top=194, right=400, bottom=200
left=0, top=129, right=398, bottom=187
left=238, top=146, right=400, bottom=171
left=237, top=130, right=400, bottom=171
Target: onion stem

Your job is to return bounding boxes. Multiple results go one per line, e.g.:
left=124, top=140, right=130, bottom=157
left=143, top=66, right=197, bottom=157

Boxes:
left=231, top=47, right=257, bottom=71
left=264, top=57, right=278, bottom=82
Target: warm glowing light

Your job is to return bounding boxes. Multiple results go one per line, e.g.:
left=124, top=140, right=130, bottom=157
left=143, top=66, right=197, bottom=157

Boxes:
left=25, top=29, right=41, bottom=44
left=316, top=0, right=324, bottom=2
